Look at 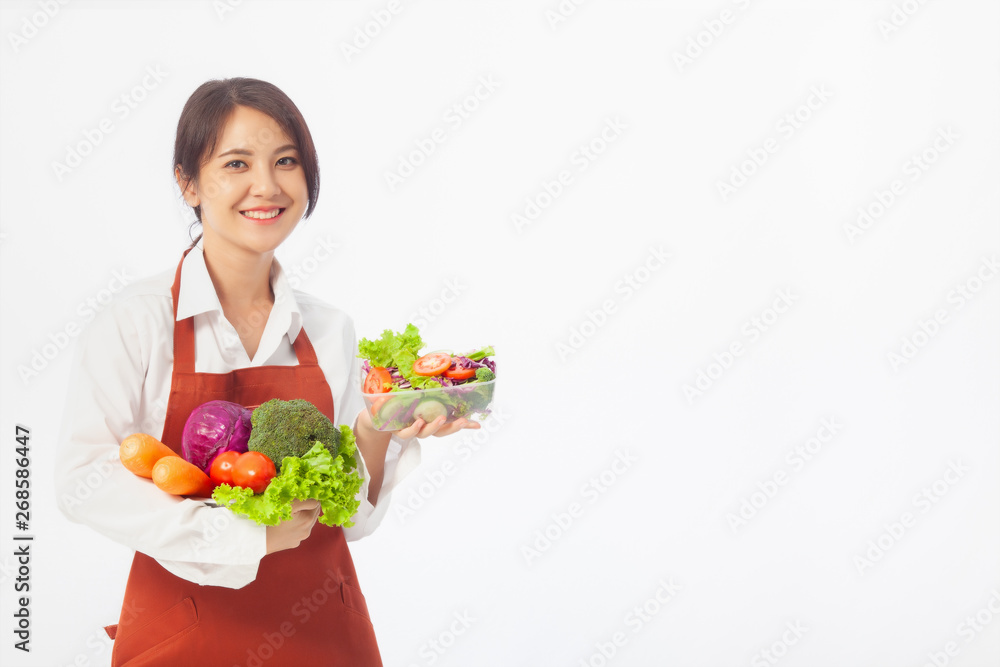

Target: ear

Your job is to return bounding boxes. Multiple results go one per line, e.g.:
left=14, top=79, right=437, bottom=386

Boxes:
left=175, top=165, right=200, bottom=207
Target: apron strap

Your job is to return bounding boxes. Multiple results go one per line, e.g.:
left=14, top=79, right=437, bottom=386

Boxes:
left=171, top=249, right=196, bottom=374
left=291, top=328, right=321, bottom=367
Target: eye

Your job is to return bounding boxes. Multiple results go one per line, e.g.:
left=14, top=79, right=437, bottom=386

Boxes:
left=276, top=156, right=299, bottom=167
left=224, top=159, right=247, bottom=169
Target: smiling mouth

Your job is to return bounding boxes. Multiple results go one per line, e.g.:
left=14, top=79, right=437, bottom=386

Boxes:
left=240, top=208, right=285, bottom=220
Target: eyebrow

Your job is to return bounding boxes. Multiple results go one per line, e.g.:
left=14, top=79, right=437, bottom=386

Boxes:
left=216, top=143, right=299, bottom=158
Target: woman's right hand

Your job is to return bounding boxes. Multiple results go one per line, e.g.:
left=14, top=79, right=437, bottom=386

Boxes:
left=265, top=499, right=321, bottom=555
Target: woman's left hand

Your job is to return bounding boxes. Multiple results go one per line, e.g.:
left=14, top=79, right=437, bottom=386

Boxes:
left=396, top=415, right=481, bottom=439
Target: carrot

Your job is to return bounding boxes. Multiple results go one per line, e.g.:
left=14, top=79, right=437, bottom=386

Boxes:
left=119, top=433, right=178, bottom=479
left=152, top=456, right=215, bottom=497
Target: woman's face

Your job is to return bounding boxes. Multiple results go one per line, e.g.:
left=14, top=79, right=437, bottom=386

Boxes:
left=179, top=105, right=309, bottom=259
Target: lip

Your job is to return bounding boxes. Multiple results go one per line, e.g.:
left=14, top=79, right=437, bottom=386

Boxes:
left=239, top=207, right=286, bottom=225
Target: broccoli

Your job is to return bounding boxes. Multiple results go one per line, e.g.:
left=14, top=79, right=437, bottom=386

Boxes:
left=248, top=399, right=350, bottom=468
left=468, top=367, right=496, bottom=412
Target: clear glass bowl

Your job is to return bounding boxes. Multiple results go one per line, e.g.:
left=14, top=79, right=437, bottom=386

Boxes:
left=360, top=373, right=496, bottom=431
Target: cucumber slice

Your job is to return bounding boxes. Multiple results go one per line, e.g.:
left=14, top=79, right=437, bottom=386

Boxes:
left=373, top=395, right=414, bottom=429
left=413, top=399, right=448, bottom=423
left=376, top=395, right=410, bottom=417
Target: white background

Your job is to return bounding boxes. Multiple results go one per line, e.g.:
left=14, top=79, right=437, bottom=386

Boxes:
left=1, top=1, right=999, bottom=666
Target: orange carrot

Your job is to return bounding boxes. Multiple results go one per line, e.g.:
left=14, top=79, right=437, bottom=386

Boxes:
left=119, top=433, right=178, bottom=479
left=152, top=456, right=215, bottom=497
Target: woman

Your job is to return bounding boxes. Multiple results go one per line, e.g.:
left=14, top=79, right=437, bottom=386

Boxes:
left=55, top=77, right=476, bottom=666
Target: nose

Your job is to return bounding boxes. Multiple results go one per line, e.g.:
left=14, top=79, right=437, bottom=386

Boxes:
left=249, top=163, right=281, bottom=197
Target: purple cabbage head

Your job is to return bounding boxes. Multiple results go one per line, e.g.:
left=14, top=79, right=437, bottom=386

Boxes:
left=181, top=400, right=252, bottom=473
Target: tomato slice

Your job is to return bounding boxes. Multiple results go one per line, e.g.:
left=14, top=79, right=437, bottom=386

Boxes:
left=413, top=353, right=452, bottom=376
left=444, top=366, right=476, bottom=380
left=364, top=367, right=393, bottom=393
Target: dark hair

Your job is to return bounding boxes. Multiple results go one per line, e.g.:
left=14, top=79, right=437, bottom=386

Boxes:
left=173, top=78, right=320, bottom=246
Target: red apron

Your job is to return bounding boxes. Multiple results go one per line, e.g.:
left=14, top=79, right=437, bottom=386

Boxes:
left=106, top=250, right=382, bottom=666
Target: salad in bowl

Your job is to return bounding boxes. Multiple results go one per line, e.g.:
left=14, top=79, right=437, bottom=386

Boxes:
left=358, top=324, right=496, bottom=431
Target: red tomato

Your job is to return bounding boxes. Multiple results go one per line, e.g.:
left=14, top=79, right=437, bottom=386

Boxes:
left=413, top=353, right=452, bottom=376
left=208, top=451, right=241, bottom=487
left=232, top=451, right=277, bottom=494
left=444, top=366, right=476, bottom=380
left=364, top=367, right=393, bottom=394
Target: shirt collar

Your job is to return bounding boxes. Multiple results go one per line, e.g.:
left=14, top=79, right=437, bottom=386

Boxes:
left=176, top=244, right=303, bottom=344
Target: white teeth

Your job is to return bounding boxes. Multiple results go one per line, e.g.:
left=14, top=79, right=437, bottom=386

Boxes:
left=241, top=209, right=282, bottom=220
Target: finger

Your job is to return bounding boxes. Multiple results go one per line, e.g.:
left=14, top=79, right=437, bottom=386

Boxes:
left=437, top=418, right=480, bottom=437
left=292, top=499, right=320, bottom=513
left=419, top=415, right=447, bottom=438
left=296, top=508, right=321, bottom=530
left=397, top=418, right=425, bottom=439
left=430, top=419, right=463, bottom=437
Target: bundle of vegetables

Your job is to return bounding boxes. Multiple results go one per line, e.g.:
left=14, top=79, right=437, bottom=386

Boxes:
left=117, top=399, right=363, bottom=527
left=358, top=323, right=496, bottom=430
left=117, top=423, right=278, bottom=499
left=211, top=399, right=363, bottom=527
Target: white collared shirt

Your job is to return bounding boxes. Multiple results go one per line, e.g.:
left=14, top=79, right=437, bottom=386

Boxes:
left=54, top=245, right=419, bottom=589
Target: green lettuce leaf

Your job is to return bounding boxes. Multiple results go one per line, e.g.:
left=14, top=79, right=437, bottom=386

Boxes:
left=358, top=323, right=446, bottom=390
left=211, top=427, right=363, bottom=527
left=357, top=323, right=424, bottom=368
left=466, top=346, right=495, bottom=362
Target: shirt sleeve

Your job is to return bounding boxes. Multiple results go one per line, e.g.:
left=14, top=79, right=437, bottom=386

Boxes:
left=53, top=298, right=267, bottom=589
left=336, top=323, right=421, bottom=541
